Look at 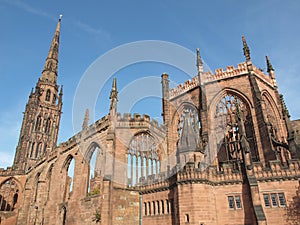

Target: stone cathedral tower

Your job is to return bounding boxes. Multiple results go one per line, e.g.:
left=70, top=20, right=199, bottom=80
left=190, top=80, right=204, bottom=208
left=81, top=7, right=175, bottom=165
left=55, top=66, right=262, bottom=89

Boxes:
left=13, top=18, right=63, bottom=171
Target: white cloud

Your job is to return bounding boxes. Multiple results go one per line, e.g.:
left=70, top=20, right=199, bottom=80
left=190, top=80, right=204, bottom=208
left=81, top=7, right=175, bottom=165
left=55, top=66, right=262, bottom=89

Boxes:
left=2, top=0, right=57, bottom=21
left=0, top=151, right=14, bottom=168
left=74, top=20, right=111, bottom=41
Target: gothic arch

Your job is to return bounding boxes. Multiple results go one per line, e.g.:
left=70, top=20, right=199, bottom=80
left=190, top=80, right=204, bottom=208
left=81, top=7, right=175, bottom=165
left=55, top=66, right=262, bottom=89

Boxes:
left=35, top=115, right=42, bottom=132
left=45, top=118, right=51, bottom=134
left=46, top=164, right=54, bottom=201
left=0, top=177, right=21, bottom=211
left=171, top=102, right=201, bottom=152
left=171, top=102, right=200, bottom=125
left=84, top=142, right=103, bottom=163
left=33, top=172, right=41, bottom=203
left=61, top=155, right=75, bottom=201
left=261, top=91, right=289, bottom=161
left=208, top=88, right=254, bottom=112
left=261, top=91, right=284, bottom=137
left=127, top=131, right=160, bottom=186
left=209, top=89, right=259, bottom=168
left=84, top=142, right=106, bottom=194
left=61, top=154, right=74, bottom=172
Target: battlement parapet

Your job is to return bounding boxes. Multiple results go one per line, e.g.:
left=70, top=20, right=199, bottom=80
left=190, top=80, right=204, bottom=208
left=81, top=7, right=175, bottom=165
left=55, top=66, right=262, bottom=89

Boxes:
left=177, top=166, right=243, bottom=185
left=169, top=76, right=199, bottom=99
left=169, top=63, right=249, bottom=99
left=203, top=62, right=249, bottom=83
left=253, top=160, right=300, bottom=181
left=168, top=62, right=276, bottom=99
left=0, top=167, right=25, bottom=176
left=117, top=113, right=166, bottom=131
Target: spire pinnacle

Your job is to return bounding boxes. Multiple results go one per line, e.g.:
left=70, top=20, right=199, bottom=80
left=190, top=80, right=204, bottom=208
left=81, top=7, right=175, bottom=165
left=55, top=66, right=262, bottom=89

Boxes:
left=266, top=55, right=277, bottom=87
left=196, top=48, right=203, bottom=73
left=41, top=17, right=61, bottom=84
left=110, top=78, right=118, bottom=100
left=82, top=108, right=89, bottom=130
left=266, top=55, right=274, bottom=72
left=58, top=85, right=63, bottom=105
left=109, top=78, right=118, bottom=116
left=242, top=35, right=251, bottom=61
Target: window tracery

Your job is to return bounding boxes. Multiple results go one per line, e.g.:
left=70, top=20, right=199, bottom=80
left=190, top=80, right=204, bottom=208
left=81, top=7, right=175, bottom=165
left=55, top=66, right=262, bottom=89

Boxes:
left=177, top=106, right=200, bottom=151
left=216, top=93, right=258, bottom=167
left=127, top=133, right=160, bottom=186
left=177, top=107, right=200, bottom=139
left=0, top=178, right=19, bottom=211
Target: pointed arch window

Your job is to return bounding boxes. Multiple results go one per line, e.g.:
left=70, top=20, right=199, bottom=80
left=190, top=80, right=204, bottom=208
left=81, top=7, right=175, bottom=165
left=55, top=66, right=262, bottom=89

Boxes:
left=215, top=93, right=258, bottom=168
left=45, top=118, right=51, bottom=134
left=35, top=116, right=42, bottom=131
left=177, top=106, right=201, bottom=151
left=34, top=173, right=40, bottom=202
left=87, top=146, right=103, bottom=195
left=63, top=156, right=75, bottom=201
left=30, top=142, right=36, bottom=158
left=52, top=94, right=57, bottom=104
left=36, top=142, right=43, bottom=158
left=46, top=89, right=51, bottom=102
left=127, top=133, right=160, bottom=186
left=0, top=178, right=20, bottom=211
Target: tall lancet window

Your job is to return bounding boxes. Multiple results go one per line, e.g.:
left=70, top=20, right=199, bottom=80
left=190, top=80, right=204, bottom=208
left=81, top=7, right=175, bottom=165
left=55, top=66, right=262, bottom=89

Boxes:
left=35, top=116, right=42, bottom=132
left=177, top=106, right=201, bottom=151
left=46, top=89, right=51, bottom=102
left=127, top=133, right=160, bottom=186
left=215, top=93, right=258, bottom=168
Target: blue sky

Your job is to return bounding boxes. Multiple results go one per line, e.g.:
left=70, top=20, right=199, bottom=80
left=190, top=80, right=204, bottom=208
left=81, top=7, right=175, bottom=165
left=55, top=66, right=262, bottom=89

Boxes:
left=0, top=0, right=300, bottom=167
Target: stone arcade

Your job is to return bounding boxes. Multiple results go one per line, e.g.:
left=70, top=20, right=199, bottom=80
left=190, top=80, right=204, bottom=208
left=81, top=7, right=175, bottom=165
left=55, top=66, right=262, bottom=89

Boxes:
left=0, top=19, right=300, bottom=225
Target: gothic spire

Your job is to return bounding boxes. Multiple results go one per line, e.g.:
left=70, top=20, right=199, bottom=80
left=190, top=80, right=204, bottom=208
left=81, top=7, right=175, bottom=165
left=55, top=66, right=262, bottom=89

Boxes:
left=196, top=48, right=203, bottom=73
left=266, top=55, right=274, bottom=73
left=82, top=108, right=89, bottom=130
left=242, top=35, right=251, bottom=62
left=265, top=55, right=277, bottom=87
left=58, top=85, right=63, bottom=105
left=109, top=78, right=118, bottom=116
left=40, top=16, right=62, bottom=84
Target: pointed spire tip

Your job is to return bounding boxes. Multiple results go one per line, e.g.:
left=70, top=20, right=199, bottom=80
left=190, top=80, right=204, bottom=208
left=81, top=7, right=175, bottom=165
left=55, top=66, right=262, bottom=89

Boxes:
left=242, top=35, right=251, bottom=61
left=196, top=48, right=203, bottom=73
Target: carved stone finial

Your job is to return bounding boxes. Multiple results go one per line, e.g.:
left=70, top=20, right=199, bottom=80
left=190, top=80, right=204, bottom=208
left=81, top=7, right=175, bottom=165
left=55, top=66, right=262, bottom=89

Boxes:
left=82, top=108, right=89, bottom=130
left=242, top=36, right=251, bottom=61
left=196, top=48, right=203, bottom=73
left=266, top=55, right=274, bottom=72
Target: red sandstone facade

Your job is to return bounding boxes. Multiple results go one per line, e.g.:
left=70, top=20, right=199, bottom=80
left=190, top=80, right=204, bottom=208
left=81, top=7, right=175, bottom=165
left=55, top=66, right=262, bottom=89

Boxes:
left=0, top=20, right=300, bottom=225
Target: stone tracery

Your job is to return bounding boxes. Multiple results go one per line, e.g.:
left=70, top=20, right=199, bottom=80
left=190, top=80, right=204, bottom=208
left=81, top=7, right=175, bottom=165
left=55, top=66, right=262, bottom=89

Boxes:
left=127, top=133, right=160, bottom=186
left=215, top=93, right=258, bottom=167
left=0, top=178, right=19, bottom=211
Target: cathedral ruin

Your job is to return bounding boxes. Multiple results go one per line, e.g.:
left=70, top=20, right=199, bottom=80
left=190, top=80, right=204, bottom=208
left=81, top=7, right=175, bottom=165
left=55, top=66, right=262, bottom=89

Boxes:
left=0, top=18, right=300, bottom=225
